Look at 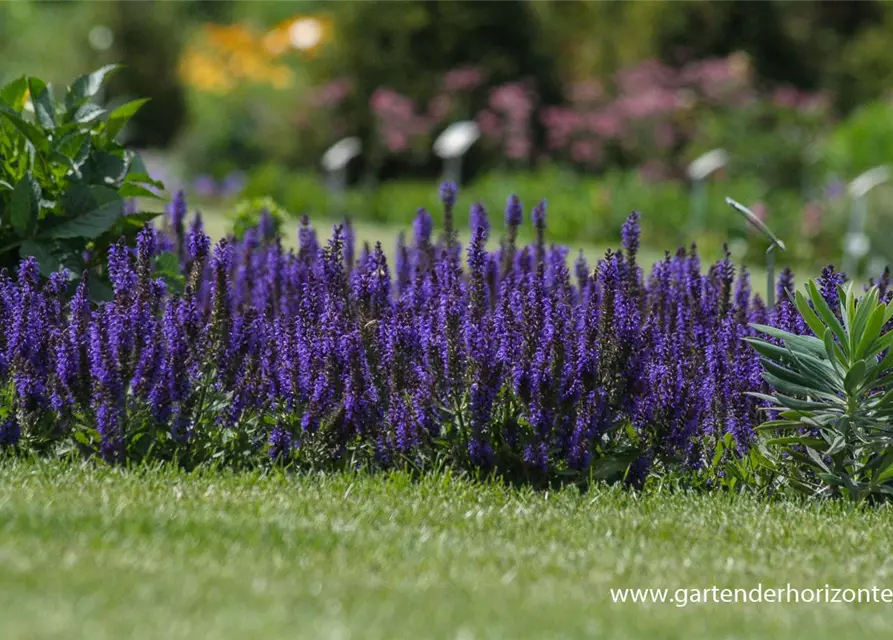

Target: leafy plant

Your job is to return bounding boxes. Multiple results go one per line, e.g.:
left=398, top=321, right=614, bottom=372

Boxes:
left=0, top=64, right=163, bottom=293
left=229, top=196, right=287, bottom=240
left=748, top=280, right=893, bottom=502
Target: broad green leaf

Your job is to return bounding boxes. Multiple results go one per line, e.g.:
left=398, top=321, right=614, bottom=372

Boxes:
left=0, top=104, right=50, bottom=152
left=90, top=151, right=127, bottom=186
left=0, top=75, right=28, bottom=110
left=9, top=171, right=41, bottom=235
left=50, top=185, right=123, bottom=239
left=67, top=64, right=120, bottom=106
left=106, top=98, right=150, bottom=139
left=154, top=251, right=180, bottom=275
left=53, top=131, right=87, bottom=158
left=71, top=102, right=105, bottom=124
left=118, top=183, right=163, bottom=199
left=87, top=276, right=114, bottom=302
left=27, top=77, right=55, bottom=130
left=124, top=151, right=164, bottom=189
left=19, top=239, right=61, bottom=276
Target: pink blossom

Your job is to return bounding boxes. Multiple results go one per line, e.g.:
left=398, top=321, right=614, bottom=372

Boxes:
left=310, top=78, right=352, bottom=108
left=442, top=66, right=483, bottom=93
left=505, top=135, right=531, bottom=161
left=615, top=59, right=677, bottom=95
left=490, top=83, right=534, bottom=116
left=566, top=79, right=604, bottom=105
left=370, top=88, right=415, bottom=119
left=772, top=85, right=801, bottom=110
left=476, top=109, right=502, bottom=139
left=385, top=131, right=409, bottom=153
left=570, top=139, right=602, bottom=165
left=586, top=110, right=624, bottom=138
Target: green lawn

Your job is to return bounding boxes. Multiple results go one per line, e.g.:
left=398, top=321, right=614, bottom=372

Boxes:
left=1, top=461, right=891, bottom=639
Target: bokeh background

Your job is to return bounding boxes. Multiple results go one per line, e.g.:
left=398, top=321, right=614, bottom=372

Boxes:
left=3, top=0, right=893, bottom=277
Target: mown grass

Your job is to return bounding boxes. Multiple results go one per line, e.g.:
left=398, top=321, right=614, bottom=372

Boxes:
left=1, top=460, right=891, bottom=639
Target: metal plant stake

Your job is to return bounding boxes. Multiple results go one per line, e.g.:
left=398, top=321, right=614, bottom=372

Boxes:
left=687, top=149, right=729, bottom=231
left=843, top=166, right=889, bottom=277
left=433, top=121, right=480, bottom=186
left=726, top=197, right=787, bottom=311
left=322, top=137, right=362, bottom=215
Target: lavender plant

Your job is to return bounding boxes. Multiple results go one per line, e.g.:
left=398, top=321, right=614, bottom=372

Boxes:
left=0, top=184, right=813, bottom=488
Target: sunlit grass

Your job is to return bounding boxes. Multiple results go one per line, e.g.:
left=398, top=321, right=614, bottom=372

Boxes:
left=1, top=461, right=891, bottom=639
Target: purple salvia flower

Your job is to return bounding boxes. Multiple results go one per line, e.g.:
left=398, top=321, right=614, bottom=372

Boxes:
left=470, top=202, right=490, bottom=236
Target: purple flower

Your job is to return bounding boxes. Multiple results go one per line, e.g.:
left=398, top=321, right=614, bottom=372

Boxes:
left=505, top=194, right=523, bottom=228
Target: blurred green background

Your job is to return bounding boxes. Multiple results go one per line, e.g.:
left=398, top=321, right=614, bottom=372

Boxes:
left=3, top=0, right=893, bottom=275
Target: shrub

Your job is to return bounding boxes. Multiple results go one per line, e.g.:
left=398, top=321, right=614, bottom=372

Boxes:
left=1, top=186, right=778, bottom=488
left=0, top=65, right=163, bottom=294
left=749, top=279, right=893, bottom=502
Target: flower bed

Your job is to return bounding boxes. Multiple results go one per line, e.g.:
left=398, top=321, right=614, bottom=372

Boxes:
left=0, top=185, right=871, bottom=487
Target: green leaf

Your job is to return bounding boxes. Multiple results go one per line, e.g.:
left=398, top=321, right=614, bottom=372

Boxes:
left=746, top=338, right=797, bottom=366
left=843, top=359, right=867, bottom=396
left=748, top=390, right=832, bottom=412
left=106, top=98, right=150, bottom=139
left=761, top=358, right=831, bottom=395
left=851, top=288, right=879, bottom=357
left=0, top=75, right=28, bottom=110
left=806, top=447, right=831, bottom=473
left=71, top=102, right=106, bottom=124
left=87, top=276, right=114, bottom=302
left=50, top=185, right=123, bottom=239
left=794, top=290, right=827, bottom=339
left=67, top=64, right=120, bottom=107
left=53, top=131, right=87, bottom=159
left=19, top=239, right=61, bottom=276
left=822, top=328, right=846, bottom=374
left=875, top=452, right=893, bottom=484
left=807, top=281, right=848, bottom=359
left=27, top=77, right=55, bottom=130
left=755, top=420, right=806, bottom=431
left=118, top=183, right=163, bottom=199
left=9, top=171, right=41, bottom=235
left=154, top=251, right=180, bottom=275
left=766, top=436, right=827, bottom=448
left=90, top=151, right=127, bottom=186
left=0, top=104, right=50, bottom=152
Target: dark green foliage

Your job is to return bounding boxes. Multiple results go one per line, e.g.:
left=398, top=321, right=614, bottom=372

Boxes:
left=0, top=65, right=163, bottom=287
